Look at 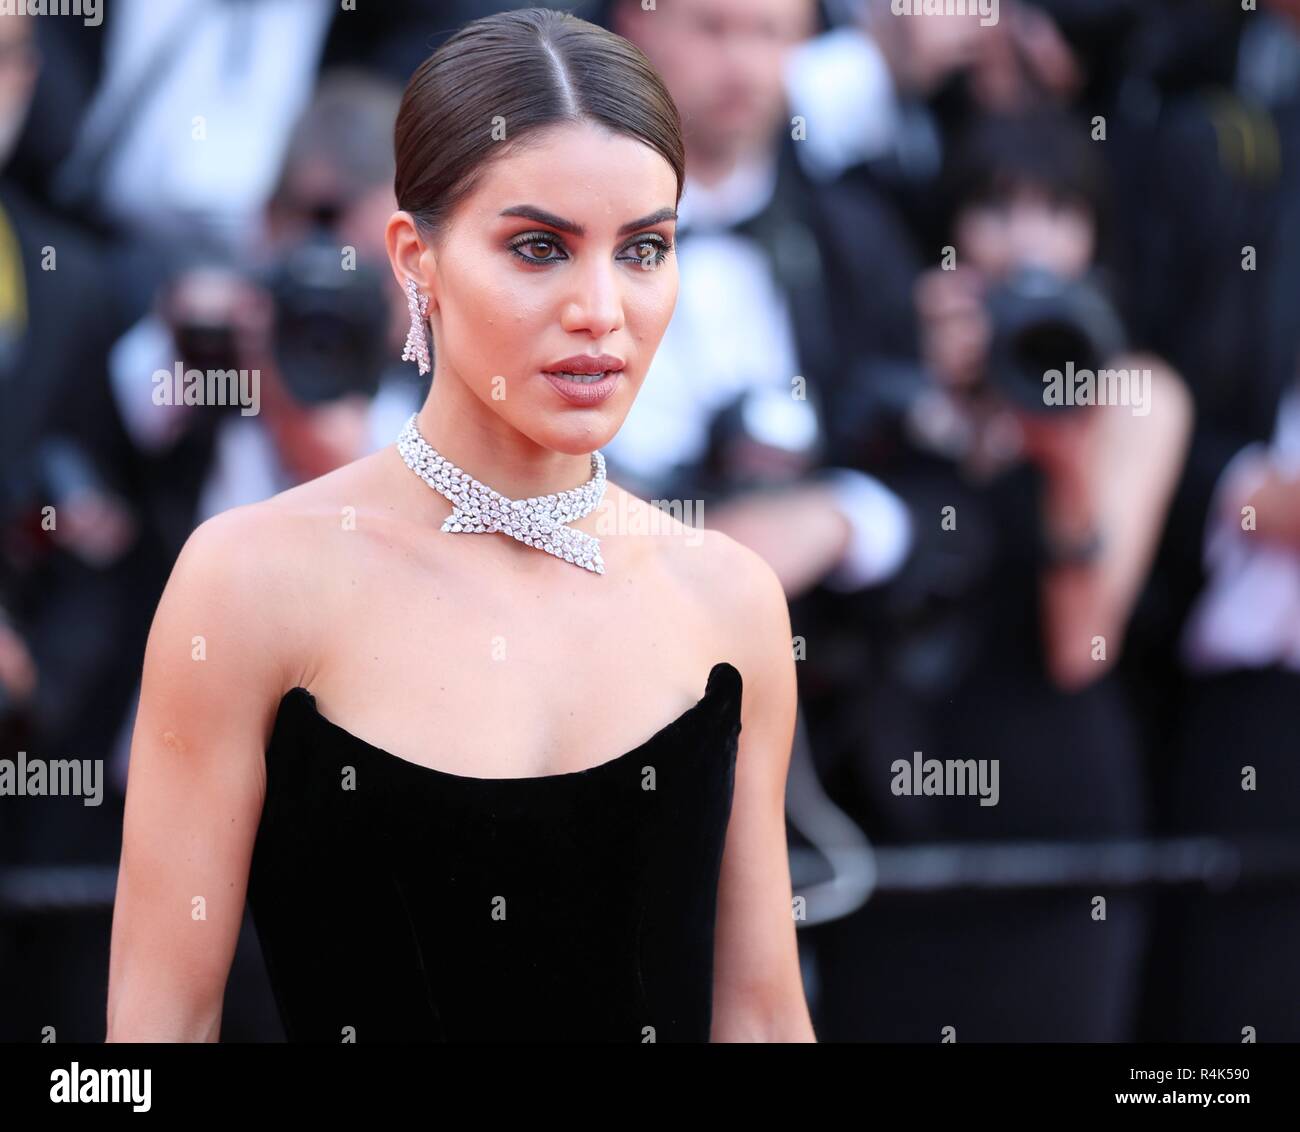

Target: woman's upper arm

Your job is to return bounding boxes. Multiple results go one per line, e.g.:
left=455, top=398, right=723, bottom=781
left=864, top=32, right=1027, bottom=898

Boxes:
left=705, top=533, right=816, bottom=1042
left=106, top=507, right=305, bottom=1041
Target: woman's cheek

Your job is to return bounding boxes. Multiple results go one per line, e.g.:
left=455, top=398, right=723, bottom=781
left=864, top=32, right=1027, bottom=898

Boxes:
left=636, top=274, right=677, bottom=342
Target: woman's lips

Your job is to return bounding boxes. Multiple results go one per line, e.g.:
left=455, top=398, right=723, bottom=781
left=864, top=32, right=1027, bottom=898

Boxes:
left=541, top=369, right=621, bottom=406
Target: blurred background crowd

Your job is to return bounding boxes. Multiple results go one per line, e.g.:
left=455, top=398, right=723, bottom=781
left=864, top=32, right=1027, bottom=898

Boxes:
left=1, top=0, right=1298, bottom=1042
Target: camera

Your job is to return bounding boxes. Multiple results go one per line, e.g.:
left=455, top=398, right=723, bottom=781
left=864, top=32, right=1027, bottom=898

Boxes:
left=262, top=227, right=391, bottom=405
left=983, top=266, right=1127, bottom=412
left=168, top=224, right=393, bottom=408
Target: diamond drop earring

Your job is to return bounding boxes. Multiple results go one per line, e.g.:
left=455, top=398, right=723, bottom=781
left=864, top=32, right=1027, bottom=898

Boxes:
left=401, top=277, right=431, bottom=375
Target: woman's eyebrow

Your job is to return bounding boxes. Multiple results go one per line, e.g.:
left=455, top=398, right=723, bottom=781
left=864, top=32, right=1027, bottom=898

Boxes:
left=498, top=205, right=678, bottom=238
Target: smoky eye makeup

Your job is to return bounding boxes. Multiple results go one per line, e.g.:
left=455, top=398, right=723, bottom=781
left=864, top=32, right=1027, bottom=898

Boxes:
left=506, top=230, right=568, bottom=263
left=504, top=230, right=675, bottom=268
left=620, top=233, right=674, bottom=269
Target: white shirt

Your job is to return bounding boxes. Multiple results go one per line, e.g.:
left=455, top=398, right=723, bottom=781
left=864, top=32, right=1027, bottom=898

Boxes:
left=60, top=0, right=332, bottom=254
left=783, top=24, right=900, bottom=184
left=782, top=23, right=941, bottom=187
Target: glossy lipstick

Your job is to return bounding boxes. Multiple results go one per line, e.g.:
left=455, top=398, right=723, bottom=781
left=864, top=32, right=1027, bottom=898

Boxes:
left=540, top=354, right=625, bottom=407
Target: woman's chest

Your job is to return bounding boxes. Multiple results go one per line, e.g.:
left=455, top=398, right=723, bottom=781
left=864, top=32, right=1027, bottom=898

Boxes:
left=295, top=534, right=726, bottom=778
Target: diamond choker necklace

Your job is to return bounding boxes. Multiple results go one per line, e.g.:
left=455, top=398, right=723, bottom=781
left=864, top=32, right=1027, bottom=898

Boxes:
left=396, top=412, right=607, bottom=574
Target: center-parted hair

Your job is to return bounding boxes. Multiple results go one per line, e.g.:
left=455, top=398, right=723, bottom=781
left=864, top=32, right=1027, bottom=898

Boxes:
left=394, top=7, right=686, bottom=240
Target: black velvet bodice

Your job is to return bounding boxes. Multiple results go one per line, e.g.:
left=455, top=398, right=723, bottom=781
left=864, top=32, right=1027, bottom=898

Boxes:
left=246, top=661, right=742, bottom=1043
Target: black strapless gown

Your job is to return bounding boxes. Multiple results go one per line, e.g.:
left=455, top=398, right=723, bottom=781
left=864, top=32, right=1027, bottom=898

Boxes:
left=246, top=661, right=742, bottom=1043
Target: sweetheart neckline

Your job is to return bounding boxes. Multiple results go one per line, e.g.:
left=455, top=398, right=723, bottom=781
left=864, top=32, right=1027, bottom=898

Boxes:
left=275, top=661, right=741, bottom=785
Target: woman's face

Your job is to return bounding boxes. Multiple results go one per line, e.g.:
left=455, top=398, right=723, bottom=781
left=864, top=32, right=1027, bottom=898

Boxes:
left=401, top=120, right=680, bottom=456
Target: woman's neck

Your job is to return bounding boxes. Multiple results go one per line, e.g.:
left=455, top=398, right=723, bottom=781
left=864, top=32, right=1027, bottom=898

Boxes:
left=413, top=368, right=599, bottom=502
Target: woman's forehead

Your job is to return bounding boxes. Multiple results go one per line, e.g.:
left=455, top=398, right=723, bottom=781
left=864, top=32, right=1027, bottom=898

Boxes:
left=463, top=123, right=679, bottom=220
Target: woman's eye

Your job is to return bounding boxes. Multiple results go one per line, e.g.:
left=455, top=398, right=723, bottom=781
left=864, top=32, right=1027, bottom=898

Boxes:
left=622, top=237, right=673, bottom=269
left=509, top=234, right=568, bottom=263
left=508, top=232, right=673, bottom=268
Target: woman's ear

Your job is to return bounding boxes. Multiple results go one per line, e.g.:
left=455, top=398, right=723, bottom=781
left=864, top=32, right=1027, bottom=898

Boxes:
left=385, top=209, right=436, bottom=304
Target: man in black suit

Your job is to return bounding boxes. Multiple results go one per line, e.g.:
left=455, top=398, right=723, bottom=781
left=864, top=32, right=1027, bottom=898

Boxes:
left=605, top=0, right=922, bottom=601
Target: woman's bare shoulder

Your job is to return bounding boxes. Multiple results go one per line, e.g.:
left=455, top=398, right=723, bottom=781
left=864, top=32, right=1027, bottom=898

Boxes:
left=181, top=465, right=354, bottom=578
left=188, top=449, right=392, bottom=556
left=608, top=482, right=790, bottom=663
left=159, top=452, right=390, bottom=689
left=641, top=504, right=797, bottom=767
left=685, top=525, right=790, bottom=655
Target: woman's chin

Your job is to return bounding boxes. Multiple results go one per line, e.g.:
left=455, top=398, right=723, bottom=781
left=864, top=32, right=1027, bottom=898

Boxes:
left=525, top=412, right=625, bottom=456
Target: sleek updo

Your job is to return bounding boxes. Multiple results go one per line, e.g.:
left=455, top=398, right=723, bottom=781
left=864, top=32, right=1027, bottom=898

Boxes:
left=394, top=7, right=685, bottom=240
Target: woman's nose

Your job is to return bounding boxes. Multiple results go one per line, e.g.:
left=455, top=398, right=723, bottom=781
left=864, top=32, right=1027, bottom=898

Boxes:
left=559, top=260, right=623, bottom=337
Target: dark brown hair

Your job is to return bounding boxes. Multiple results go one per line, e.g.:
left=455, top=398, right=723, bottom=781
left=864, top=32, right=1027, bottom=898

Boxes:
left=394, top=7, right=685, bottom=240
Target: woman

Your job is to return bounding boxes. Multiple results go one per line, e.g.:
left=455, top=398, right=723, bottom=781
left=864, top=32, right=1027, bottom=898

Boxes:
left=105, top=8, right=812, bottom=1044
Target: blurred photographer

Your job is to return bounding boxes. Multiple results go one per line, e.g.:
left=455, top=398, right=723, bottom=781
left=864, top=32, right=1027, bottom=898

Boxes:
left=104, top=69, right=423, bottom=549
left=912, top=109, right=1191, bottom=690
left=802, top=108, right=1192, bottom=1042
